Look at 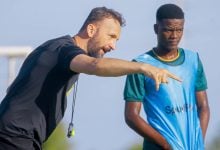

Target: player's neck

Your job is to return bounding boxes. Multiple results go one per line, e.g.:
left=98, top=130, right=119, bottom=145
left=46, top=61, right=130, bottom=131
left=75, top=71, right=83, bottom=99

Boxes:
left=153, top=47, right=179, bottom=62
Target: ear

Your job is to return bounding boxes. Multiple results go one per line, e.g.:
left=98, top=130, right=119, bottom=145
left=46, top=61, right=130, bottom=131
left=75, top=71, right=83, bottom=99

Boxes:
left=154, top=24, right=158, bottom=34
left=86, top=24, right=96, bottom=38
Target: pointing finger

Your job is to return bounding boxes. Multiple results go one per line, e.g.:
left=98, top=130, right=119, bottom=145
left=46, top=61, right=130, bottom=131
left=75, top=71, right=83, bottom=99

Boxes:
left=155, top=80, right=160, bottom=91
left=167, top=72, right=182, bottom=82
left=154, top=73, right=160, bottom=91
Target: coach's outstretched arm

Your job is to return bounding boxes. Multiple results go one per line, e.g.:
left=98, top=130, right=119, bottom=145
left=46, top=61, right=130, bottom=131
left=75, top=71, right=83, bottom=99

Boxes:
left=70, top=54, right=181, bottom=90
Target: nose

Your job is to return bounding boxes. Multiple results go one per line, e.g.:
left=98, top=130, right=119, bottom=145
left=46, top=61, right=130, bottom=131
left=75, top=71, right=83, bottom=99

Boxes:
left=170, top=31, right=178, bottom=38
left=109, top=41, right=116, bottom=50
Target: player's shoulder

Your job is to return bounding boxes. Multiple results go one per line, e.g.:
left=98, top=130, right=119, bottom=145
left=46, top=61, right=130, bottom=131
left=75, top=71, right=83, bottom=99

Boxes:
left=180, top=48, right=198, bottom=54
left=133, top=50, right=153, bottom=62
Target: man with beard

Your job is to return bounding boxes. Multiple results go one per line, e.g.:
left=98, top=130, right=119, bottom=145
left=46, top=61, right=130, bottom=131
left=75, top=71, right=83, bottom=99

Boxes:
left=0, top=6, right=180, bottom=150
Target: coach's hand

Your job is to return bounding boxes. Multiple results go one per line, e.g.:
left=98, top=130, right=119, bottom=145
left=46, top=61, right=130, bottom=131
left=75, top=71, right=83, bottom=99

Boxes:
left=141, top=64, right=182, bottom=91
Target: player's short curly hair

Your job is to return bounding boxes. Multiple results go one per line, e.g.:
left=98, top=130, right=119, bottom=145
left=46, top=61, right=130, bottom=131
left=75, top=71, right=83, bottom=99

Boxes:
left=156, top=4, right=184, bottom=22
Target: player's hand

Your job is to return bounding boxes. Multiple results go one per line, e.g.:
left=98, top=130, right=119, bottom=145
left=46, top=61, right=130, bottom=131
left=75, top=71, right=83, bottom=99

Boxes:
left=162, top=143, right=173, bottom=150
left=141, top=64, right=182, bottom=90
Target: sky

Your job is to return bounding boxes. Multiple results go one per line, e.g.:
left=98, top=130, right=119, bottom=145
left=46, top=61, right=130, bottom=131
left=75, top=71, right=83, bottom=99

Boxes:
left=0, top=0, right=220, bottom=150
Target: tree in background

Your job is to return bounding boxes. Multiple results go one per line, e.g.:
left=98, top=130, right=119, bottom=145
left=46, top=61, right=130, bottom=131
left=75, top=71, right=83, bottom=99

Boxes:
left=128, top=144, right=142, bottom=150
left=127, top=142, right=142, bottom=150
left=43, top=123, right=73, bottom=150
left=207, top=133, right=220, bottom=150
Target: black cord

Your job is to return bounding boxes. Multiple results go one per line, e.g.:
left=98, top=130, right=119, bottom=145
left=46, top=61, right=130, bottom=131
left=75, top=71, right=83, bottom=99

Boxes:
left=67, top=79, right=78, bottom=138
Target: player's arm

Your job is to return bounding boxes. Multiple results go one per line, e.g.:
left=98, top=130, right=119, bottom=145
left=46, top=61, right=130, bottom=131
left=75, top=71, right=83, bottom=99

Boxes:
left=196, top=90, right=210, bottom=140
left=195, top=55, right=210, bottom=140
left=70, top=54, right=181, bottom=90
left=125, top=101, right=171, bottom=150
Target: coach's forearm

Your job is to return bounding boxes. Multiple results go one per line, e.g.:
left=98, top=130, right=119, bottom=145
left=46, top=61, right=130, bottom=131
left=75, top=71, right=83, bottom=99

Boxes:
left=89, top=58, right=146, bottom=77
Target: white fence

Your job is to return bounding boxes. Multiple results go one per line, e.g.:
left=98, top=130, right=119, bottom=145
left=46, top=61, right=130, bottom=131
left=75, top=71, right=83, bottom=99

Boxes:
left=0, top=46, right=32, bottom=100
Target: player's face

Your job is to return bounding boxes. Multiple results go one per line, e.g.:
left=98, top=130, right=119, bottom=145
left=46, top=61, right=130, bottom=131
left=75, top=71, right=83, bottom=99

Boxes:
left=87, top=18, right=121, bottom=58
left=155, top=19, right=184, bottom=52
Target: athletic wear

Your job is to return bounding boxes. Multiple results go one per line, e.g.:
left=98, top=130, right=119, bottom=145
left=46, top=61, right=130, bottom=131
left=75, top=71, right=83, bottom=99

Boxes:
left=0, top=134, right=40, bottom=150
left=124, top=48, right=207, bottom=150
left=0, top=35, right=86, bottom=149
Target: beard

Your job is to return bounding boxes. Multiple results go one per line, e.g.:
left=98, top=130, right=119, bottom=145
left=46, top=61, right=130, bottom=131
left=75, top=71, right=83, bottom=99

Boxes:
left=87, top=37, right=103, bottom=58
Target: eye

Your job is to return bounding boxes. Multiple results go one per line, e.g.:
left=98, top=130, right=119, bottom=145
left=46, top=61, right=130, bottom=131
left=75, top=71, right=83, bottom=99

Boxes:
left=176, top=29, right=183, bottom=33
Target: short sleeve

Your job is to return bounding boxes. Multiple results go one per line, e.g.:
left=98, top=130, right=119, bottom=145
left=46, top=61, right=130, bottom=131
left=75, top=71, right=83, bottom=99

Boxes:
left=123, top=73, right=146, bottom=102
left=195, top=54, right=208, bottom=91
left=58, top=45, right=86, bottom=73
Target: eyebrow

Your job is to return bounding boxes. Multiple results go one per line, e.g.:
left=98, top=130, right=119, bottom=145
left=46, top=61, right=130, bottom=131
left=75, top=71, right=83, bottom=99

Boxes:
left=109, top=33, right=119, bottom=40
left=163, top=26, right=184, bottom=30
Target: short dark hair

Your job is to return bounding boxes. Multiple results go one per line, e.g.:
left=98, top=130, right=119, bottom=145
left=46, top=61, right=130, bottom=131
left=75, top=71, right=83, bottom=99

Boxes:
left=156, top=4, right=184, bottom=22
left=80, top=6, right=126, bottom=32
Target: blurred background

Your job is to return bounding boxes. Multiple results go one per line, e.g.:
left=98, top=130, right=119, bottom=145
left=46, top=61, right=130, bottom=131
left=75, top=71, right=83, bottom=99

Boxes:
left=0, top=0, right=220, bottom=149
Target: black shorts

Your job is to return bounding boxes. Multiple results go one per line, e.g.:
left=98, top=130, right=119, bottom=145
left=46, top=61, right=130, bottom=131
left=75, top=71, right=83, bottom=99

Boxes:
left=143, top=139, right=164, bottom=150
left=0, top=134, right=41, bottom=150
